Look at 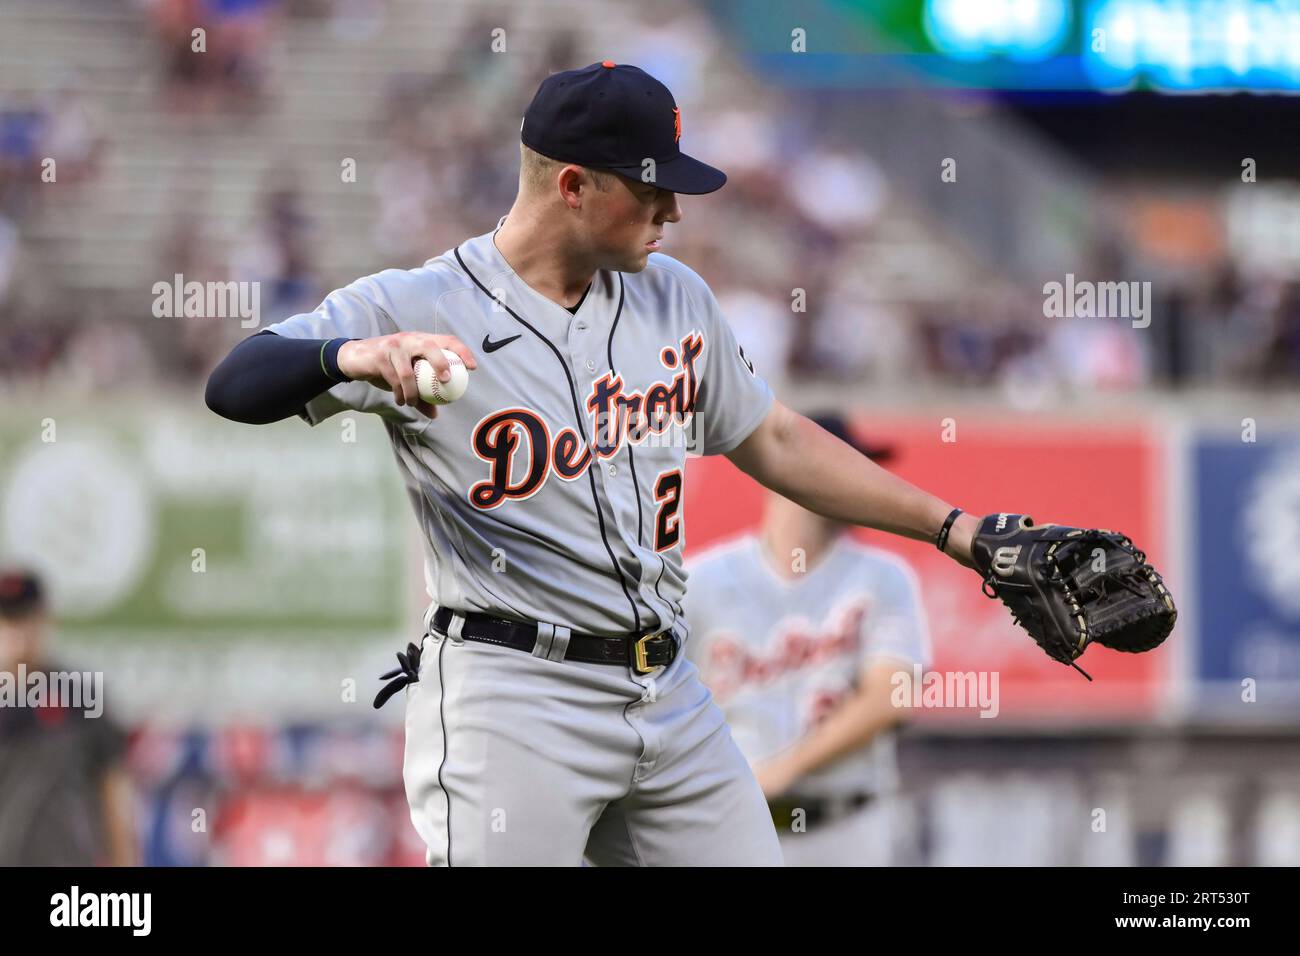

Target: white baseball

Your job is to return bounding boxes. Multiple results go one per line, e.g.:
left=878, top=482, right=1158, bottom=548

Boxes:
left=414, top=349, right=469, bottom=405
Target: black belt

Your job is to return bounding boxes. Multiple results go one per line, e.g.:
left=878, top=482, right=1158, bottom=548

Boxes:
left=432, top=607, right=677, bottom=673
left=768, top=792, right=875, bottom=831
left=371, top=609, right=679, bottom=709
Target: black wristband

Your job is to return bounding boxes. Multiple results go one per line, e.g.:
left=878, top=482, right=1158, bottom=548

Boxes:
left=321, top=337, right=355, bottom=382
left=935, top=507, right=963, bottom=553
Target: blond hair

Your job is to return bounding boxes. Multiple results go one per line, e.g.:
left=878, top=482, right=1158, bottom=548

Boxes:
left=518, top=143, right=614, bottom=197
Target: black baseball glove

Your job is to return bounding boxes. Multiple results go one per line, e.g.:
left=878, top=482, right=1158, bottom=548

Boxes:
left=372, top=641, right=423, bottom=709
left=969, top=513, right=1177, bottom=678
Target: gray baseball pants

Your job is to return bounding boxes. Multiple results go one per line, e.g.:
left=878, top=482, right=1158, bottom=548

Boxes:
left=402, top=613, right=783, bottom=866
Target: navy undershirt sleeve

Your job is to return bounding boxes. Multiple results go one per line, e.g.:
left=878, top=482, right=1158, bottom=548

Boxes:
left=205, top=330, right=354, bottom=424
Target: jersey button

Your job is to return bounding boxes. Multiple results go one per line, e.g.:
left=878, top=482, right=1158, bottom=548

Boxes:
left=607, top=464, right=617, bottom=477
left=585, top=360, right=596, bottom=372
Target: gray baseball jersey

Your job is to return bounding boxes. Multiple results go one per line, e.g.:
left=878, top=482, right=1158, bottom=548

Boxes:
left=266, top=216, right=784, bottom=865
left=265, top=216, right=773, bottom=639
left=685, top=534, right=932, bottom=797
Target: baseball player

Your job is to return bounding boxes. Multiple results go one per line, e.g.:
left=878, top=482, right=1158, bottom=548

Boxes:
left=204, top=62, right=1024, bottom=867
left=684, top=415, right=929, bottom=866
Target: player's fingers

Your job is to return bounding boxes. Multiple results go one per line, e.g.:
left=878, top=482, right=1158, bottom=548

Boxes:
left=412, top=345, right=453, bottom=383
left=388, top=350, right=415, bottom=406
left=434, top=335, right=478, bottom=371
left=365, top=347, right=395, bottom=392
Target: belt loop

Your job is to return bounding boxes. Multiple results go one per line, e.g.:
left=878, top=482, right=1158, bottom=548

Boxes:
left=639, top=676, right=658, bottom=704
left=422, top=603, right=437, bottom=636
left=547, top=625, right=571, bottom=662
left=445, top=612, right=466, bottom=645
left=533, top=622, right=556, bottom=660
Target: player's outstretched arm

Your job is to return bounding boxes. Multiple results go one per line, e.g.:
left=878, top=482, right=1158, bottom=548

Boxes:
left=725, top=400, right=979, bottom=564
left=205, top=330, right=476, bottom=424
left=205, top=331, right=353, bottom=424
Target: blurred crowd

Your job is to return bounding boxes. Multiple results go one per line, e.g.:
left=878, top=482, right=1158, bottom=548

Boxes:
left=147, top=0, right=281, bottom=113
left=0, top=82, right=105, bottom=383
left=1, top=1, right=1298, bottom=395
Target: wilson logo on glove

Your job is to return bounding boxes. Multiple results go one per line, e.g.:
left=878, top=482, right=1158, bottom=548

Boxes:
left=991, top=546, right=1021, bottom=576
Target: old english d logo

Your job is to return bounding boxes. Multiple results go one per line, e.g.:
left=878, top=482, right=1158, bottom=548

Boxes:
left=673, top=107, right=682, bottom=143
left=992, top=545, right=1021, bottom=577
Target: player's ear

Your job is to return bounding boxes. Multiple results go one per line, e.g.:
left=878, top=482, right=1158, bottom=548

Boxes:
left=556, top=165, right=586, bottom=210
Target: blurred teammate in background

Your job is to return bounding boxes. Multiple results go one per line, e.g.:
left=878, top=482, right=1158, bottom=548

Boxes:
left=0, top=569, right=136, bottom=866
left=685, top=414, right=930, bottom=866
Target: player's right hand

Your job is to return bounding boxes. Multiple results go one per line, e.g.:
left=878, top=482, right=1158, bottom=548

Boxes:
left=337, top=333, right=478, bottom=418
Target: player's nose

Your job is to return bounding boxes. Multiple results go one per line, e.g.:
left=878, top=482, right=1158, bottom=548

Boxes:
left=658, top=191, right=682, bottom=224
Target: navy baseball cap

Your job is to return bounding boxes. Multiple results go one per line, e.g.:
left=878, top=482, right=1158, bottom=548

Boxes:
left=810, top=413, right=894, bottom=463
left=521, top=61, right=726, bottom=195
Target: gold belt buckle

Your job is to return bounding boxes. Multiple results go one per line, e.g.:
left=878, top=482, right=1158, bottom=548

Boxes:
left=633, top=631, right=659, bottom=674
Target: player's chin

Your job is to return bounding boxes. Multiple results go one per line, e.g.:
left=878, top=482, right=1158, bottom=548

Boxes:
left=618, top=249, right=654, bottom=272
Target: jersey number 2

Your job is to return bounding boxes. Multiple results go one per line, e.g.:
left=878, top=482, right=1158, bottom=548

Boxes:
left=653, top=470, right=683, bottom=551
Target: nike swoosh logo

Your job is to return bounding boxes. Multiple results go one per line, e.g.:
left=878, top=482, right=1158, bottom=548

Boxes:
left=482, top=333, right=522, bottom=353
